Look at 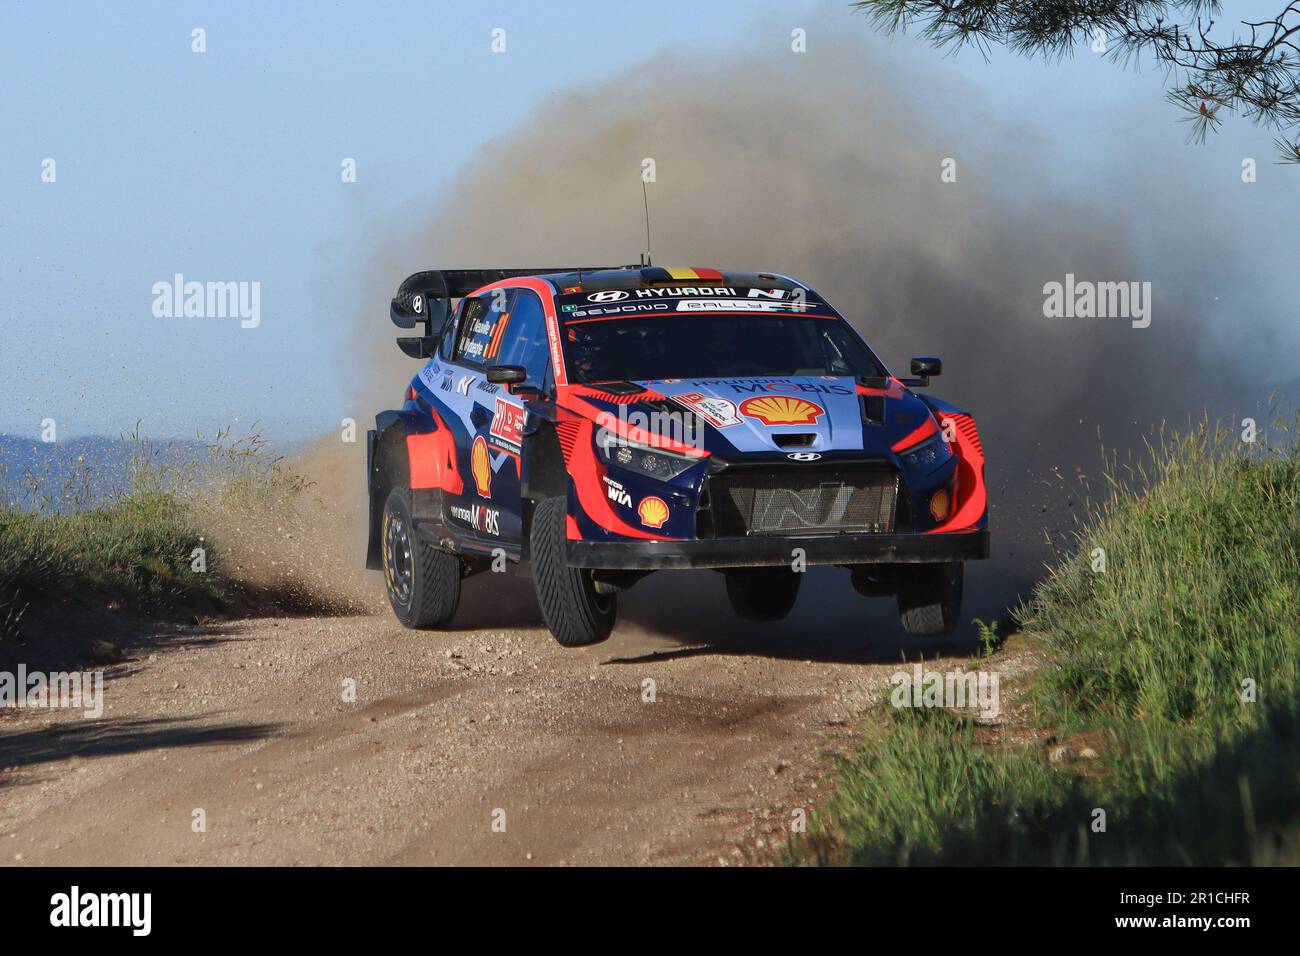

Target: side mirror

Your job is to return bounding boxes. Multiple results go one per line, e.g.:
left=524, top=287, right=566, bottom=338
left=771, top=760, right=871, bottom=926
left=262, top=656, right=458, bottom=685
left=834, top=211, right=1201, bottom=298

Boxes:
left=901, top=356, right=942, bottom=388
left=487, top=365, right=544, bottom=398
left=486, top=365, right=527, bottom=385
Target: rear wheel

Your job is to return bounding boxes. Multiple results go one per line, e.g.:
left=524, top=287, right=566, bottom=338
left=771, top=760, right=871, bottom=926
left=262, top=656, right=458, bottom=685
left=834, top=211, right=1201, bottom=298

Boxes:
left=897, top=561, right=963, bottom=636
left=849, top=564, right=898, bottom=598
left=382, top=487, right=461, bottom=628
left=724, top=567, right=802, bottom=622
left=530, top=496, right=616, bottom=646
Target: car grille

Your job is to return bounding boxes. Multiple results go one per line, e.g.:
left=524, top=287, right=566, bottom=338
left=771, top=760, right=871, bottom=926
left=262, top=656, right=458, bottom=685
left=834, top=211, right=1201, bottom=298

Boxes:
left=703, top=466, right=899, bottom=536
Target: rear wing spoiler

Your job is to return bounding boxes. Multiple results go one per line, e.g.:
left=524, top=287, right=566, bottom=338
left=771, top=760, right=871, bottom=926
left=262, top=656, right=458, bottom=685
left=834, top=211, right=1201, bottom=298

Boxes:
left=389, top=268, right=623, bottom=359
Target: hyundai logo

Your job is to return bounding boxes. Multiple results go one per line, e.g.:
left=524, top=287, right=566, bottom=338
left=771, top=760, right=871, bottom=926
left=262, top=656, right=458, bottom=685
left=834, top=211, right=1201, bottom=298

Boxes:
left=786, top=452, right=822, bottom=461
left=587, top=290, right=630, bottom=302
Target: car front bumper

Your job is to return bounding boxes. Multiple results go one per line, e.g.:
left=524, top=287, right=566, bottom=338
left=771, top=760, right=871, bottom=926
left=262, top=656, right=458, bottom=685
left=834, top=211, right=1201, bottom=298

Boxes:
left=566, top=529, right=989, bottom=571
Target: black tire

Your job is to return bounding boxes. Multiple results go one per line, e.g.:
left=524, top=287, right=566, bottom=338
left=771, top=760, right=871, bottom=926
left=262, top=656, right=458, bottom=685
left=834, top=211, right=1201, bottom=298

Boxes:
left=849, top=565, right=898, bottom=598
left=530, top=496, right=616, bottom=646
left=897, top=561, right=963, bottom=637
left=724, top=567, right=802, bottom=622
left=382, top=486, right=461, bottom=628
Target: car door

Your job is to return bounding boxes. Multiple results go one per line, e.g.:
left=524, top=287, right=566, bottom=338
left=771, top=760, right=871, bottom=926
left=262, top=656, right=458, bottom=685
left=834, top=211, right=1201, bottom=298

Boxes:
left=430, top=289, right=522, bottom=550
left=478, top=287, right=553, bottom=540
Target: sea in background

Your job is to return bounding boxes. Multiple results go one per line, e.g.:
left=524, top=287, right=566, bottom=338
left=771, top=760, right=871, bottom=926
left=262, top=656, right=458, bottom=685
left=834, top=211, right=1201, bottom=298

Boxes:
left=0, top=433, right=308, bottom=512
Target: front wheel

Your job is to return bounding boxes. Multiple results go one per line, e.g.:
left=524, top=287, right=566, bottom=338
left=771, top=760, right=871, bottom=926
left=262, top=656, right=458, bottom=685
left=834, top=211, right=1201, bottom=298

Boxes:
left=897, top=562, right=963, bottom=636
left=530, top=496, right=616, bottom=646
left=382, top=487, right=461, bottom=628
left=724, top=567, right=802, bottom=622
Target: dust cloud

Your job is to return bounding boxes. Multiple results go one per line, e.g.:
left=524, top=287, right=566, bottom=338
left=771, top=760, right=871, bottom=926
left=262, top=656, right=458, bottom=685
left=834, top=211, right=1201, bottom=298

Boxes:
left=329, top=24, right=1288, bottom=645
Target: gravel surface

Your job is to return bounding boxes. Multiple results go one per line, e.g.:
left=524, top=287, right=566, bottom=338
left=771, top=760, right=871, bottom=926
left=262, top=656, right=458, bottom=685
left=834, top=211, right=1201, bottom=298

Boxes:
left=0, top=569, right=982, bottom=866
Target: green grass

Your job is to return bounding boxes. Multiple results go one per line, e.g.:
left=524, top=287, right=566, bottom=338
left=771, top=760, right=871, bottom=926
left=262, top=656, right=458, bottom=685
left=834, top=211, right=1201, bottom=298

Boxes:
left=0, top=489, right=216, bottom=609
left=0, top=427, right=306, bottom=654
left=803, top=414, right=1300, bottom=865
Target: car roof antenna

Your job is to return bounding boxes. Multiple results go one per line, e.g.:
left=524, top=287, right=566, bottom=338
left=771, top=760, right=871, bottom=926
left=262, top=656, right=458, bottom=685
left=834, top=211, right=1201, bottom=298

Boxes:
left=640, top=176, right=653, bottom=268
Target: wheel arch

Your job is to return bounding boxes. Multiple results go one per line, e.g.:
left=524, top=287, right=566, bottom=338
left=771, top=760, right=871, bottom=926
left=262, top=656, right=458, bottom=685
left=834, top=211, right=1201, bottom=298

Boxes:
left=366, top=411, right=419, bottom=570
left=519, top=418, right=569, bottom=561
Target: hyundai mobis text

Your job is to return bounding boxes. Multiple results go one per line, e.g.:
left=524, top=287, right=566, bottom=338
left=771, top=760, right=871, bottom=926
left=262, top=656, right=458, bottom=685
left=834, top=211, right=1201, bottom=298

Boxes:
left=367, top=266, right=988, bottom=646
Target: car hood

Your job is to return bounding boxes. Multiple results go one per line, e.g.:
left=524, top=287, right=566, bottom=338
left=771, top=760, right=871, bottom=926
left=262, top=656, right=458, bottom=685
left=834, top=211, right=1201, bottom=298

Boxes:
left=632, top=376, right=935, bottom=456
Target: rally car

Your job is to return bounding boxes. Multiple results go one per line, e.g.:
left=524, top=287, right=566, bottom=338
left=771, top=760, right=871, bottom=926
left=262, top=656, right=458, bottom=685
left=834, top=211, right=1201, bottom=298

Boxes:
left=367, top=265, right=988, bottom=646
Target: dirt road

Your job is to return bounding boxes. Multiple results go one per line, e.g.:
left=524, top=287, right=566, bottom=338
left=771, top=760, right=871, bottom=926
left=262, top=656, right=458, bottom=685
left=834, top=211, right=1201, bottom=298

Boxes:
left=0, top=568, right=985, bottom=866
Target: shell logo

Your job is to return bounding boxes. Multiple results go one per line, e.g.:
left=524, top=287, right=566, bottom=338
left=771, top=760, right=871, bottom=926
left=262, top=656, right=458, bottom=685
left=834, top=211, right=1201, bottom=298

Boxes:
left=470, top=436, right=492, bottom=498
left=637, top=496, right=669, bottom=529
left=739, top=395, right=825, bottom=426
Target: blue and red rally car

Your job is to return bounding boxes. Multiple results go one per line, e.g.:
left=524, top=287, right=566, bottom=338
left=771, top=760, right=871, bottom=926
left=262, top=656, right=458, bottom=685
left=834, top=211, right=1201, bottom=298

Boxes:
left=367, top=266, right=988, bottom=646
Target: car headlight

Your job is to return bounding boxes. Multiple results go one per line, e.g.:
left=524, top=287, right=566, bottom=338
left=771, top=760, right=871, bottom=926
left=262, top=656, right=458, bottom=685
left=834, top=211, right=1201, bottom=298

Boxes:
left=900, top=432, right=953, bottom=473
left=597, top=432, right=698, bottom=481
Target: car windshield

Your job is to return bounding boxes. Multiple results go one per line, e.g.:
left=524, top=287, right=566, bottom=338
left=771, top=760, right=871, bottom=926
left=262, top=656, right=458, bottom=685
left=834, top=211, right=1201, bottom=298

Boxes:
left=563, top=313, right=887, bottom=383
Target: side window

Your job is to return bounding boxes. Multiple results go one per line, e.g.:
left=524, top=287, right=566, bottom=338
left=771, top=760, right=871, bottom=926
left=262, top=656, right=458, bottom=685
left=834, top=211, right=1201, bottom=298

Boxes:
left=492, top=290, right=551, bottom=388
left=453, top=291, right=512, bottom=366
left=438, top=300, right=464, bottom=360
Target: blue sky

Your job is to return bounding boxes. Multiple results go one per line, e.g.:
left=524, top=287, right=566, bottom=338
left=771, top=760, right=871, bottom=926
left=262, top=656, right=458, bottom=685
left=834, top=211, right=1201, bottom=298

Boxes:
left=2, top=0, right=1295, bottom=442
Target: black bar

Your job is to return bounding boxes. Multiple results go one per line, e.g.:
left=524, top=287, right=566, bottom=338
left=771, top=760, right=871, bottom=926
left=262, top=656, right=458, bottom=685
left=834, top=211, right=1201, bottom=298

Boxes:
left=0, top=865, right=1279, bottom=941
